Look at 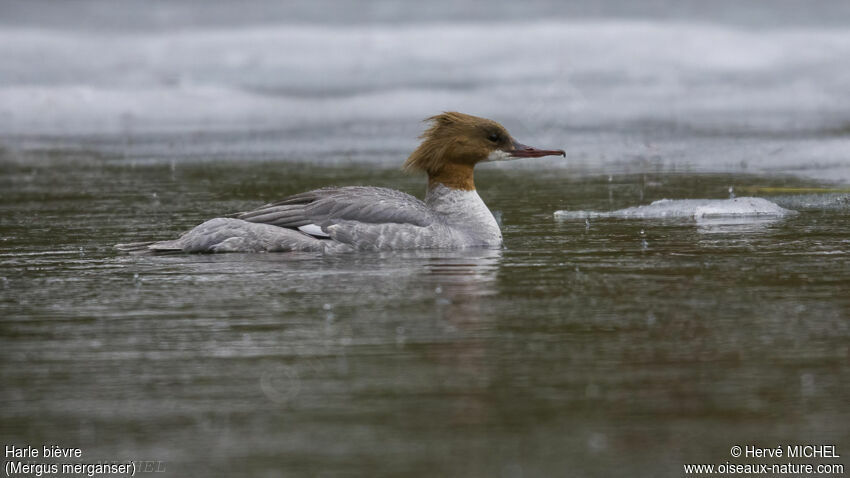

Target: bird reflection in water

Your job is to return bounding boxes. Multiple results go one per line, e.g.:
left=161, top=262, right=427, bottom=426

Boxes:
left=418, top=248, right=503, bottom=427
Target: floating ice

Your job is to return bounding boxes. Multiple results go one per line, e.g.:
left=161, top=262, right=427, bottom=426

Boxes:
left=554, top=197, right=795, bottom=221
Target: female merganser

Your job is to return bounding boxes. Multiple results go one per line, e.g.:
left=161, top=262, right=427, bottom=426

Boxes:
left=117, top=112, right=564, bottom=254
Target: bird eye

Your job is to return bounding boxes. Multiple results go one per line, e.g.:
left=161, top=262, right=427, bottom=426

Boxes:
left=488, top=132, right=500, bottom=143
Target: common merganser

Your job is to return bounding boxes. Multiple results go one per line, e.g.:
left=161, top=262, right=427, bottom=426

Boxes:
left=116, top=112, right=564, bottom=254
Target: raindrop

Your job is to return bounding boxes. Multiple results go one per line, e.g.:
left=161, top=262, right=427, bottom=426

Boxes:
left=492, top=210, right=503, bottom=228
left=434, top=286, right=442, bottom=294
left=588, top=432, right=608, bottom=452
left=259, top=365, right=301, bottom=405
left=646, top=313, right=656, bottom=326
left=322, top=303, right=332, bottom=311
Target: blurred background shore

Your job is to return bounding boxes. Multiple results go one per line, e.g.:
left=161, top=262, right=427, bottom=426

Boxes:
left=2, top=0, right=849, bottom=180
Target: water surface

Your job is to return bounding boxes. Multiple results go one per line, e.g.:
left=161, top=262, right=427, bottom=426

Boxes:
left=2, top=156, right=848, bottom=476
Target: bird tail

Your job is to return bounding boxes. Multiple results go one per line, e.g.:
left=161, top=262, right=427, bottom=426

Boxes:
left=115, top=218, right=337, bottom=254
left=114, top=241, right=182, bottom=255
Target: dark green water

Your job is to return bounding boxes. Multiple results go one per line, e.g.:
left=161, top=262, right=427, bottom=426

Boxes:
left=1, top=154, right=849, bottom=476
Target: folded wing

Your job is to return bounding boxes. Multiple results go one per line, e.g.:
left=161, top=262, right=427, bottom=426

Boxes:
left=234, top=187, right=438, bottom=242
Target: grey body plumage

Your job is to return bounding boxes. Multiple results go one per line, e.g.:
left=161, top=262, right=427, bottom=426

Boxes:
left=116, top=185, right=502, bottom=254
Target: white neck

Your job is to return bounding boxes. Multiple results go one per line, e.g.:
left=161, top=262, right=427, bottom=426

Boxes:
left=425, top=184, right=502, bottom=246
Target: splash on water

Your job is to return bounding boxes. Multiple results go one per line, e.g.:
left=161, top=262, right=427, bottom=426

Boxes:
left=770, top=193, right=850, bottom=211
